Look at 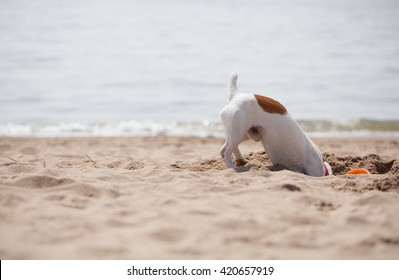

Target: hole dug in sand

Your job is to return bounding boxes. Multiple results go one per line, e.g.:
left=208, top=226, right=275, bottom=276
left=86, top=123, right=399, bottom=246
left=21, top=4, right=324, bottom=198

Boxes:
left=170, top=151, right=398, bottom=193
left=171, top=151, right=396, bottom=175
left=323, top=153, right=395, bottom=175
left=170, top=151, right=285, bottom=172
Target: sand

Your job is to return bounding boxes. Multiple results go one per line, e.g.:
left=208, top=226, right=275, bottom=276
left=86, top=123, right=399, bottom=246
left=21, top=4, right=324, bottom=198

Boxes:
left=0, top=136, right=398, bottom=259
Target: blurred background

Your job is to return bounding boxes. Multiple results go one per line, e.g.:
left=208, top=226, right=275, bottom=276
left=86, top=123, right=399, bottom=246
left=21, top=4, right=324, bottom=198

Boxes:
left=1, top=0, right=398, bottom=136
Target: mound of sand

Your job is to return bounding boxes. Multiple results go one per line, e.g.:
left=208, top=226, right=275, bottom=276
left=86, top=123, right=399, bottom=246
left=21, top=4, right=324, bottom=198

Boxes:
left=170, top=150, right=398, bottom=193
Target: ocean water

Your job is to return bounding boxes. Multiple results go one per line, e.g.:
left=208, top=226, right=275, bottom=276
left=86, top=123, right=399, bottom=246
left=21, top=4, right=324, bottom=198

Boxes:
left=1, top=0, right=399, bottom=136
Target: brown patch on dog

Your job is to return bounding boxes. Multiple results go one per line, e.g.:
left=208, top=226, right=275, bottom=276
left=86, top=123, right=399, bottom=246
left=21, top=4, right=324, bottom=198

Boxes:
left=254, top=94, right=287, bottom=114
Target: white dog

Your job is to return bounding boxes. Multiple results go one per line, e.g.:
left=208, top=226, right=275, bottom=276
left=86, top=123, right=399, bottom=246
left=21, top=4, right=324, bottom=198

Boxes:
left=220, top=72, right=332, bottom=176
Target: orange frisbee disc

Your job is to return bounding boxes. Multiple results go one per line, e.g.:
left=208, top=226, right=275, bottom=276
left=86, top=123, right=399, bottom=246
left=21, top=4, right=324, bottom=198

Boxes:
left=346, top=168, right=370, bottom=175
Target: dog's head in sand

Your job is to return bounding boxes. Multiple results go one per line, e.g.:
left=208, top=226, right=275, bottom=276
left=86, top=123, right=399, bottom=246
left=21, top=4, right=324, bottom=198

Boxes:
left=220, top=72, right=332, bottom=176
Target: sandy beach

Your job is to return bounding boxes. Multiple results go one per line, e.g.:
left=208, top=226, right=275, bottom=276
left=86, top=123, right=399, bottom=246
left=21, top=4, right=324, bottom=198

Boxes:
left=0, top=136, right=398, bottom=259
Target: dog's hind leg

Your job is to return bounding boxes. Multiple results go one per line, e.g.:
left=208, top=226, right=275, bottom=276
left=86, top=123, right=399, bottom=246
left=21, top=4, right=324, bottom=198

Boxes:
left=220, top=109, right=248, bottom=167
left=232, top=145, right=246, bottom=166
left=220, top=142, right=227, bottom=157
left=223, top=141, right=246, bottom=168
left=223, top=145, right=235, bottom=168
left=227, top=132, right=247, bottom=166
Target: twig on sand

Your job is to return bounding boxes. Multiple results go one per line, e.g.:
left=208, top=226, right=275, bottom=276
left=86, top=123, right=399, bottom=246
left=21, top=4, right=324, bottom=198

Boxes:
left=85, top=154, right=97, bottom=164
left=7, top=156, right=19, bottom=163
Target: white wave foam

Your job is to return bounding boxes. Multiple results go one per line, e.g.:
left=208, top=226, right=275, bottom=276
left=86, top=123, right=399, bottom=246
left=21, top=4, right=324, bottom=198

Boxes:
left=0, top=121, right=224, bottom=137
left=0, top=120, right=398, bottom=137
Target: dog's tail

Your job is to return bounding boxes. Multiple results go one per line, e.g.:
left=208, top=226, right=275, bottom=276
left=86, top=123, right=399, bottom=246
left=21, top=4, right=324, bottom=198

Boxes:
left=228, top=71, right=239, bottom=101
